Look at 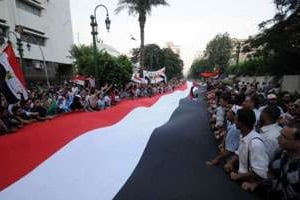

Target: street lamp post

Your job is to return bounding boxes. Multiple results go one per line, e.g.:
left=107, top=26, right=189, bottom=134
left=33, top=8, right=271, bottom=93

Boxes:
left=26, top=39, right=50, bottom=88
left=90, top=4, right=111, bottom=87
left=236, top=42, right=241, bottom=65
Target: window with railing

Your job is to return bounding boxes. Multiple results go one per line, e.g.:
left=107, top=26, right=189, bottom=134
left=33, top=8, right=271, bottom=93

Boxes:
left=21, top=32, right=46, bottom=46
left=16, top=0, right=42, bottom=17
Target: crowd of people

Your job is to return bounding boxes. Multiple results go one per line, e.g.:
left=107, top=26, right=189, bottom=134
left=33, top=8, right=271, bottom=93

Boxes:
left=204, top=79, right=300, bottom=200
left=0, top=79, right=185, bottom=135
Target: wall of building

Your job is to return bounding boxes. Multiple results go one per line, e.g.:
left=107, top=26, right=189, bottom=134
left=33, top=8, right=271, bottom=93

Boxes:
left=281, top=75, right=300, bottom=93
left=0, top=0, right=74, bottom=64
left=229, top=38, right=248, bottom=65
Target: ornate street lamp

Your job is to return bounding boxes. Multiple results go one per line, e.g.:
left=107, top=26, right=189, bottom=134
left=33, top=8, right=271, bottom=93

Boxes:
left=90, top=4, right=111, bottom=86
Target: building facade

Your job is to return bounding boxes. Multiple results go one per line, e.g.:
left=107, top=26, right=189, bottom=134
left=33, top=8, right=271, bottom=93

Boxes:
left=0, top=0, right=74, bottom=84
left=97, top=41, right=121, bottom=57
left=230, top=38, right=249, bottom=65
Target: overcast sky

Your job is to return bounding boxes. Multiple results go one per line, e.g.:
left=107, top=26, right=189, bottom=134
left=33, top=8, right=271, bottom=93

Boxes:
left=69, top=0, right=276, bottom=74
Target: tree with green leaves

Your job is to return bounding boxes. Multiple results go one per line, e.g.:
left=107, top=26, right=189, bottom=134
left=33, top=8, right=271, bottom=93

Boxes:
left=69, top=45, right=94, bottom=75
left=226, top=57, right=268, bottom=76
left=132, top=44, right=163, bottom=71
left=188, top=59, right=213, bottom=79
left=205, top=33, right=232, bottom=70
left=115, top=0, right=169, bottom=72
left=188, top=33, right=232, bottom=78
left=246, top=1, right=300, bottom=75
left=161, top=48, right=183, bottom=79
left=69, top=45, right=133, bottom=87
left=131, top=44, right=183, bottom=79
left=131, top=44, right=162, bottom=71
left=264, top=0, right=299, bottom=24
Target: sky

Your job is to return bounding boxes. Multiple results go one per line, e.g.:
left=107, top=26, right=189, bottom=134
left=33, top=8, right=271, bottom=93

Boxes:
left=69, top=0, right=276, bottom=75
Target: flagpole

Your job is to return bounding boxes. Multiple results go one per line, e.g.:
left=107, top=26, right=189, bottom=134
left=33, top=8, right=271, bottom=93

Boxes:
left=0, top=42, right=29, bottom=102
left=5, top=30, right=51, bottom=88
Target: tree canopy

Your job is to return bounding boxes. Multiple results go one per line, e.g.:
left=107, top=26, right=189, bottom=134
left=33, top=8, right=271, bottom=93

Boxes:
left=131, top=43, right=183, bottom=79
left=205, top=33, right=232, bottom=69
left=188, top=59, right=213, bottom=79
left=244, top=1, right=300, bottom=75
left=69, top=45, right=133, bottom=87
left=217, top=1, right=300, bottom=76
left=188, top=33, right=232, bottom=78
left=226, top=57, right=268, bottom=76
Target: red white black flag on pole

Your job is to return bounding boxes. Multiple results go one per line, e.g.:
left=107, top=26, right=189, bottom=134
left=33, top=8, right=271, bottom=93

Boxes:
left=0, top=42, right=28, bottom=104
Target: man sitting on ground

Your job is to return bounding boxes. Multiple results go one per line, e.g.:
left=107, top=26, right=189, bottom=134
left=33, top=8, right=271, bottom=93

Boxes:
left=224, top=109, right=269, bottom=187
left=206, top=108, right=240, bottom=165
left=242, top=127, right=300, bottom=200
left=70, top=95, right=84, bottom=111
left=212, top=93, right=230, bottom=140
left=12, top=106, right=37, bottom=125
left=31, top=99, right=54, bottom=120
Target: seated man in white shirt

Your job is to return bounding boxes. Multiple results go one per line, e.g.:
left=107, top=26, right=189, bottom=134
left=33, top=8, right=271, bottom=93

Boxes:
left=224, top=108, right=269, bottom=187
left=259, top=105, right=282, bottom=160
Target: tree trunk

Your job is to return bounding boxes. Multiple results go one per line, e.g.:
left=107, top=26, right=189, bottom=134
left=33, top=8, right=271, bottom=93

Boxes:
left=139, top=12, right=146, bottom=77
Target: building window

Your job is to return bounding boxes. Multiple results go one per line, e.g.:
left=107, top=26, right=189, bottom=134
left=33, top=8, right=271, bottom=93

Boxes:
left=22, top=32, right=46, bottom=46
left=16, top=0, right=42, bottom=17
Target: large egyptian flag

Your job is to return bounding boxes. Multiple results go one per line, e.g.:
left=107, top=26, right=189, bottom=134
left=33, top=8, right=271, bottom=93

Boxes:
left=0, top=82, right=259, bottom=200
left=0, top=42, right=28, bottom=103
left=0, top=83, right=190, bottom=200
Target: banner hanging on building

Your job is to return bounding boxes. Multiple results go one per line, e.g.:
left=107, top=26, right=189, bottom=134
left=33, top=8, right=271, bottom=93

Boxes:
left=143, top=67, right=167, bottom=84
left=0, top=43, right=28, bottom=103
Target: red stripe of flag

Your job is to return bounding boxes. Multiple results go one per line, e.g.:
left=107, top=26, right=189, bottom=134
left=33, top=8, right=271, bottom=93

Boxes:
left=4, top=43, right=26, bottom=87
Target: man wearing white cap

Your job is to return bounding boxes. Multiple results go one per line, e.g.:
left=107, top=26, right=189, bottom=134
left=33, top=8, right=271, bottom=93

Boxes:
left=257, top=93, right=284, bottom=125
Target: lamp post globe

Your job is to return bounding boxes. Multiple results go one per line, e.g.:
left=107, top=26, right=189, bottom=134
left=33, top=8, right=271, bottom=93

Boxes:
left=105, top=15, right=111, bottom=31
